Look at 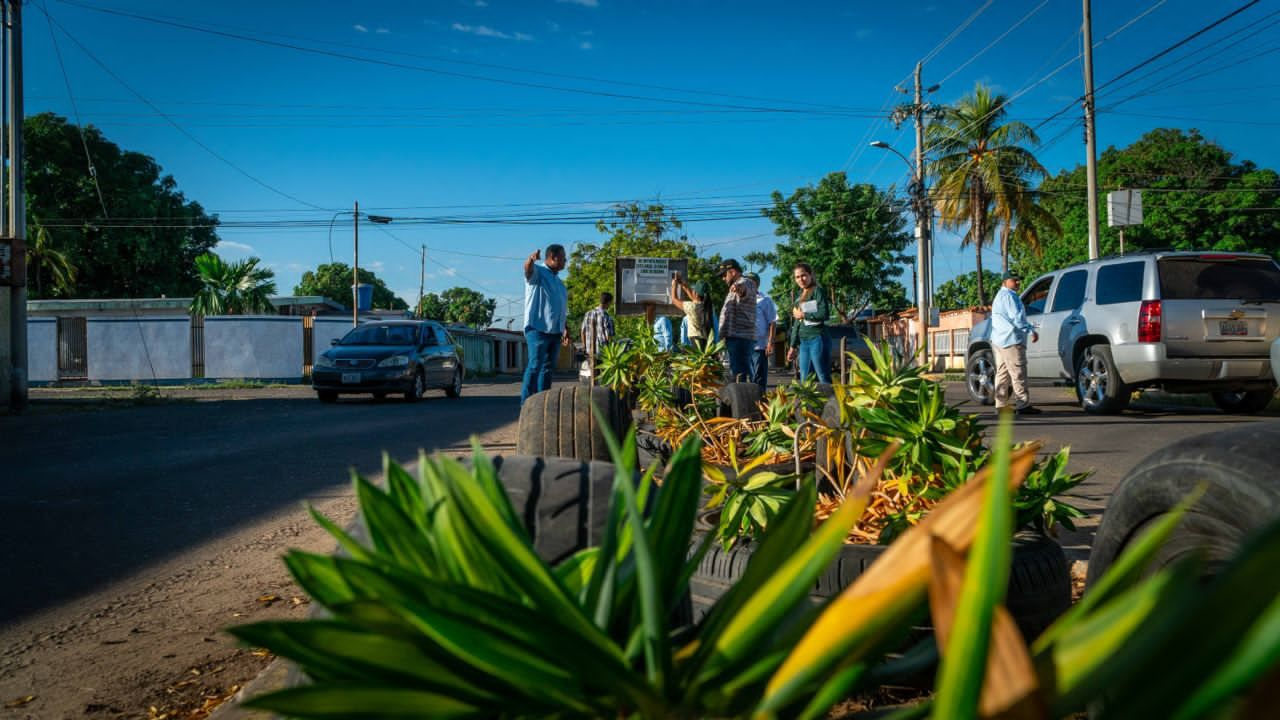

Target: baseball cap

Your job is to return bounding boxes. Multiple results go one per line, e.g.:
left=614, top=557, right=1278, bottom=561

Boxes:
left=1002, top=271, right=1022, bottom=281
left=717, top=258, right=742, bottom=274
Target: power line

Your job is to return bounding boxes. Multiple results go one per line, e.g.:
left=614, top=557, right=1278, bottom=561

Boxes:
left=937, top=0, right=1051, bottom=86
left=43, top=2, right=109, bottom=219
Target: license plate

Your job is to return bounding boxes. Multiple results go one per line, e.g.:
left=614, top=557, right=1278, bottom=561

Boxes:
left=1219, top=319, right=1248, bottom=336
left=341, top=372, right=361, bottom=384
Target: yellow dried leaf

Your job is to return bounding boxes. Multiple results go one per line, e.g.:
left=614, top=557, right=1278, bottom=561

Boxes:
left=4, top=696, right=36, bottom=708
left=256, top=594, right=281, bottom=604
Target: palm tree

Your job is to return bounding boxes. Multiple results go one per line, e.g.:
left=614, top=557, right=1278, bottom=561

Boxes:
left=928, top=83, right=1049, bottom=304
left=190, top=252, right=277, bottom=316
left=26, top=221, right=77, bottom=298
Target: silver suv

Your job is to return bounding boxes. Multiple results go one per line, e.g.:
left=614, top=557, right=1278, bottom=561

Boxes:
left=965, top=251, right=1280, bottom=414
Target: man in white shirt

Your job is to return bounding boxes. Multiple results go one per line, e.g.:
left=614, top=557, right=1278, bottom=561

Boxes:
left=745, top=272, right=776, bottom=393
left=990, top=271, right=1041, bottom=415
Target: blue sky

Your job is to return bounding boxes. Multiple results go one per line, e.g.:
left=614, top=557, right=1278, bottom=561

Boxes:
left=24, top=0, right=1280, bottom=324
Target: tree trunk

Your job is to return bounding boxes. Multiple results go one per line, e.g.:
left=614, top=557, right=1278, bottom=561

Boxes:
left=1000, top=225, right=1011, bottom=274
left=973, top=184, right=989, bottom=306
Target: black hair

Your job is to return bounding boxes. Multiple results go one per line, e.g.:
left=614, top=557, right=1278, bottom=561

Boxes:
left=546, top=243, right=566, bottom=259
left=600, top=291, right=613, bottom=304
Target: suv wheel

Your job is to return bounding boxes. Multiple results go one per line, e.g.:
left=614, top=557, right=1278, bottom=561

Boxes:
left=965, top=349, right=996, bottom=406
left=1210, top=386, right=1275, bottom=414
left=1076, top=345, right=1130, bottom=415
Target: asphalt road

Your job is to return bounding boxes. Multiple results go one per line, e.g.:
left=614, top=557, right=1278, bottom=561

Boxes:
left=0, top=379, right=523, bottom=626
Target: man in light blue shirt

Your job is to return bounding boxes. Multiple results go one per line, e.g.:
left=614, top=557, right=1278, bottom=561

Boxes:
left=746, top=272, right=777, bottom=393
left=990, top=271, right=1041, bottom=415
left=522, top=244, right=570, bottom=403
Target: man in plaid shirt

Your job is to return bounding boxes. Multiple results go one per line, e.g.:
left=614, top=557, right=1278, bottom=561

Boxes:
left=580, top=292, right=615, bottom=376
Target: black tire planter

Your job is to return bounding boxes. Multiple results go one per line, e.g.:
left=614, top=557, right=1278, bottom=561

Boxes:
left=1209, top=386, right=1275, bottom=414
left=517, top=385, right=631, bottom=463
left=718, top=382, right=763, bottom=421
left=689, top=530, right=1071, bottom=643
left=1087, top=422, right=1280, bottom=589
left=814, top=398, right=848, bottom=495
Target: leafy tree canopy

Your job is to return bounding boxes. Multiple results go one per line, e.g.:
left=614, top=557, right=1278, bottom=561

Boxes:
left=933, top=270, right=1003, bottom=311
left=417, top=287, right=496, bottom=327
left=25, top=112, right=220, bottom=299
left=760, top=172, right=912, bottom=323
left=294, top=263, right=408, bottom=310
left=567, top=202, right=722, bottom=341
left=1016, top=128, right=1280, bottom=278
left=189, top=252, right=277, bottom=315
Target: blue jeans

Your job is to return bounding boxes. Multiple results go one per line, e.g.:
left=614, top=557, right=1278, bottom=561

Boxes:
left=797, top=334, right=832, bottom=383
left=751, top=348, right=769, bottom=393
left=725, top=337, right=755, bottom=384
left=521, top=330, right=560, bottom=403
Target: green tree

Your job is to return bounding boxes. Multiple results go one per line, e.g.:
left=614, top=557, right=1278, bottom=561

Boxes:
left=1015, top=128, right=1280, bottom=279
left=933, top=270, right=1003, bottom=310
left=761, top=172, right=911, bottom=322
left=441, top=286, right=496, bottom=327
left=24, top=112, right=220, bottom=299
left=928, top=83, right=1049, bottom=305
left=26, top=220, right=77, bottom=298
left=568, top=202, right=722, bottom=340
left=416, top=292, right=448, bottom=320
left=189, top=252, right=277, bottom=315
left=294, top=263, right=408, bottom=310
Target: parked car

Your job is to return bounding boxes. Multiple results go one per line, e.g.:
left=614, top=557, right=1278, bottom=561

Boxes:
left=965, top=250, right=1280, bottom=414
left=312, top=320, right=463, bottom=403
left=826, top=324, right=874, bottom=370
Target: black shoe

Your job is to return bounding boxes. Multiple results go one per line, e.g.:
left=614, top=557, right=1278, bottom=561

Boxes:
left=1015, top=405, right=1043, bottom=416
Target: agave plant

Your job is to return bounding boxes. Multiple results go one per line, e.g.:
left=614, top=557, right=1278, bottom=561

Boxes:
left=231, top=411, right=1051, bottom=718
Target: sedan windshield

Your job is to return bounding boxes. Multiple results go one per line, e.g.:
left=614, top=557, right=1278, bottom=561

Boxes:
left=340, top=325, right=417, bottom=346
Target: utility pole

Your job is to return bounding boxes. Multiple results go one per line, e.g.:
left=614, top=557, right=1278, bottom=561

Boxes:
left=2, top=0, right=26, bottom=413
left=352, top=200, right=359, bottom=327
left=1082, top=0, right=1101, bottom=260
left=418, top=245, right=426, bottom=318
left=912, top=61, right=932, bottom=364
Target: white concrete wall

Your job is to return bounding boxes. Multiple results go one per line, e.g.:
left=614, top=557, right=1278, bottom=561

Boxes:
left=312, top=318, right=352, bottom=363
left=87, top=316, right=191, bottom=381
left=204, top=316, right=303, bottom=380
left=28, top=318, right=57, bottom=382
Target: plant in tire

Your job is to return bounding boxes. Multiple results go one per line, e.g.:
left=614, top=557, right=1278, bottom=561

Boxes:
left=229, top=415, right=1057, bottom=718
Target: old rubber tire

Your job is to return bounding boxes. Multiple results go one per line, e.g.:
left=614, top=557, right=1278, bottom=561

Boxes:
left=1075, top=344, right=1130, bottom=415
left=814, top=397, right=849, bottom=495
left=718, top=382, right=763, bottom=420
left=517, top=385, right=631, bottom=463
left=690, top=530, right=1069, bottom=642
left=1086, top=423, right=1280, bottom=589
left=1210, top=385, right=1274, bottom=414
left=966, top=348, right=996, bottom=406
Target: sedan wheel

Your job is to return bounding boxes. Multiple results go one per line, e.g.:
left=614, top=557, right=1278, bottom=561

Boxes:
left=965, top=349, right=996, bottom=406
left=404, top=370, right=425, bottom=402
left=445, top=368, right=463, bottom=399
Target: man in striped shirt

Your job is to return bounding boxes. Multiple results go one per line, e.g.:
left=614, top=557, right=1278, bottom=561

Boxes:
left=717, top=259, right=757, bottom=384
left=580, top=292, right=615, bottom=378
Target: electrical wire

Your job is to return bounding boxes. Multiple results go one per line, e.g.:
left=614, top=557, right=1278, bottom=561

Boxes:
left=43, top=3, right=109, bottom=219
left=937, top=0, right=1050, bottom=87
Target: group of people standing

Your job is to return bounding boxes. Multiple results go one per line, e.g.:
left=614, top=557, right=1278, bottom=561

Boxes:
left=519, top=244, right=838, bottom=405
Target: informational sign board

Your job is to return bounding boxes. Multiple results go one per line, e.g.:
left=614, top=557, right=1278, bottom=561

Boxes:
left=1106, top=189, right=1143, bottom=227
left=613, top=256, right=690, bottom=317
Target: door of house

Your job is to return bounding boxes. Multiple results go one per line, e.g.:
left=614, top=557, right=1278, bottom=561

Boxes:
left=57, top=317, right=88, bottom=379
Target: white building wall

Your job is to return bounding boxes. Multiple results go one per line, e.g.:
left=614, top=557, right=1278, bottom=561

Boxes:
left=87, top=316, right=191, bottom=381
left=204, top=316, right=303, bottom=380
left=312, top=318, right=351, bottom=363
left=28, top=318, right=57, bottom=382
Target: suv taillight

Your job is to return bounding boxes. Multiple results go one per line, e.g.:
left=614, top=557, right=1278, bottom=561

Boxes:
left=1138, top=300, right=1162, bottom=342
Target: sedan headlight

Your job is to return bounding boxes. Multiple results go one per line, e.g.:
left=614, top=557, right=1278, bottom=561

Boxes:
left=315, top=355, right=336, bottom=368
left=377, top=355, right=410, bottom=368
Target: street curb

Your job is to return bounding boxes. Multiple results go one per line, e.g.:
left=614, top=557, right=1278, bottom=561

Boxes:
left=207, top=659, right=292, bottom=720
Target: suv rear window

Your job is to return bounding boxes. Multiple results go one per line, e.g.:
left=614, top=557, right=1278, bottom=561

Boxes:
left=1158, top=256, right=1280, bottom=300
left=1096, top=261, right=1145, bottom=305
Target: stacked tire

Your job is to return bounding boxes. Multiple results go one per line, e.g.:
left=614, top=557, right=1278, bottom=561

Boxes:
left=517, top=385, right=631, bottom=463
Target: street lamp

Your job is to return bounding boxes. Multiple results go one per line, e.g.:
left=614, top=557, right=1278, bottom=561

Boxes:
left=329, top=203, right=393, bottom=327
left=871, top=140, right=932, bottom=363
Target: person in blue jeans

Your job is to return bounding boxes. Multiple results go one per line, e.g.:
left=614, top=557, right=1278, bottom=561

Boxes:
left=786, top=262, right=832, bottom=383
left=716, top=259, right=758, bottom=383
left=521, top=244, right=570, bottom=404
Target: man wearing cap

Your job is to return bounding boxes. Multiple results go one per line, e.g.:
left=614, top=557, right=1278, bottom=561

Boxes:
left=990, top=271, right=1041, bottom=415
left=745, top=272, right=776, bottom=393
left=521, top=244, right=570, bottom=404
left=717, top=259, right=757, bottom=383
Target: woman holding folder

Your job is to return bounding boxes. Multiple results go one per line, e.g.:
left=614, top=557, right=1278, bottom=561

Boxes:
left=785, top=262, right=832, bottom=383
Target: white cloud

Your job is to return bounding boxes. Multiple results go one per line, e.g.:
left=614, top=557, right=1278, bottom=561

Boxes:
left=579, top=41, right=593, bottom=50
left=353, top=24, right=368, bottom=32
left=474, top=0, right=489, bottom=5
left=375, top=27, right=390, bottom=34
left=365, top=260, right=386, bottom=272
left=558, top=0, right=599, bottom=7
left=285, top=262, right=308, bottom=272
left=216, top=240, right=254, bottom=254
left=855, top=28, right=872, bottom=40
left=452, top=22, right=534, bottom=41
left=579, top=29, right=594, bottom=36
left=547, top=21, right=561, bottom=32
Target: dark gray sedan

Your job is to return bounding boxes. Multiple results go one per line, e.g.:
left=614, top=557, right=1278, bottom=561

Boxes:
left=312, top=320, right=463, bottom=402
